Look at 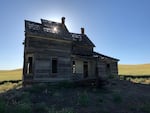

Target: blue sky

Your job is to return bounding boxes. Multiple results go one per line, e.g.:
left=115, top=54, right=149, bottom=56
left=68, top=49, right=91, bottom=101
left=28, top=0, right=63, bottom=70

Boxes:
left=0, top=0, right=150, bottom=70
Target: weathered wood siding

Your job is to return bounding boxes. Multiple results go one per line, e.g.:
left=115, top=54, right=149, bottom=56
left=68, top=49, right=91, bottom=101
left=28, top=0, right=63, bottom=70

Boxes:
left=34, top=56, right=72, bottom=81
left=97, top=58, right=118, bottom=79
left=24, top=36, right=72, bottom=82
left=72, top=44, right=93, bottom=55
left=110, top=62, right=118, bottom=75
left=97, top=59, right=107, bottom=78
left=27, top=37, right=71, bottom=52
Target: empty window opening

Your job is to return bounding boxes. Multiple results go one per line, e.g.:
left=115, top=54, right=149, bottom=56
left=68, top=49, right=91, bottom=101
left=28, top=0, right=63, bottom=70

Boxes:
left=106, top=63, right=111, bottom=75
left=83, top=61, right=88, bottom=78
left=107, top=64, right=110, bottom=68
left=27, top=57, right=33, bottom=74
left=72, top=61, right=76, bottom=73
left=52, top=58, right=57, bottom=73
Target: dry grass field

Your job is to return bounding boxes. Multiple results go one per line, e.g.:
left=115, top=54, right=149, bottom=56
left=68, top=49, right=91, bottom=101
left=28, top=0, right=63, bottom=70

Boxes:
left=0, top=69, right=22, bottom=81
left=119, top=64, right=150, bottom=75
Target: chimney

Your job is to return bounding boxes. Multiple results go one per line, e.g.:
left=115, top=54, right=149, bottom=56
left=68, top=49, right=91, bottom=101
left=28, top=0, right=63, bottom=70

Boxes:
left=61, top=17, right=65, bottom=24
left=81, top=27, right=84, bottom=34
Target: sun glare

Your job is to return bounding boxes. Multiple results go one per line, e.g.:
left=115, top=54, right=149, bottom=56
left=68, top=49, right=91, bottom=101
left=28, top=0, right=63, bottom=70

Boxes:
left=38, top=13, right=78, bottom=33
left=53, top=27, right=57, bottom=33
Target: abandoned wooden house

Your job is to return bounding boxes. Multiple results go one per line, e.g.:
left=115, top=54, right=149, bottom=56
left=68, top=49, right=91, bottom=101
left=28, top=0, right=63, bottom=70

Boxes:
left=23, top=17, right=119, bottom=84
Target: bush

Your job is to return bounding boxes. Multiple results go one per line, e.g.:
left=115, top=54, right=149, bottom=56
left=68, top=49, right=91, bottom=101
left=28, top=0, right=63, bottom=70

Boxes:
left=112, top=93, right=122, bottom=104
left=34, top=102, right=48, bottom=113
left=58, top=81, right=75, bottom=88
left=28, top=83, right=47, bottom=93
left=48, top=107, right=74, bottom=113
left=141, top=103, right=150, bottom=113
left=20, top=92, right=31, bottom=103
left=77, top=91, right=89, bottom=106
left=12, top=103, right=32, bottom=113
left=0, top=99, right=7, bottom=113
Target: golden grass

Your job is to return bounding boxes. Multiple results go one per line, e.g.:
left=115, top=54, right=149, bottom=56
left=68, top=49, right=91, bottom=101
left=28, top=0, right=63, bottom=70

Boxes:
left=0, top=81, right=22, bottom=93
left=0, top=69, right=22, bottom=81
left=119, top=64, right=150, bottom=75
left=0, top=63, right=150, bottom=81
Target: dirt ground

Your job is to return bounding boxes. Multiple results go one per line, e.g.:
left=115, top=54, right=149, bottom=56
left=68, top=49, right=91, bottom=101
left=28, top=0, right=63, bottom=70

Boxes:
left=0, top=79, right=150, bottom=113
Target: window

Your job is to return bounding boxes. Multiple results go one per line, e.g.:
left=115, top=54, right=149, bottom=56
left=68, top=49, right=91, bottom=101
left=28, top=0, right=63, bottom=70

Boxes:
left=52, top=58, right=57, bottom=73
left=83, top=61, right=88, bottom=78
left=106, top=63, right=111, bottom=75
left=27, top=57, right=33, bottom=74
left=107, top=64, right=110, bottom=68
left=72, top=61, right=76, bottom=73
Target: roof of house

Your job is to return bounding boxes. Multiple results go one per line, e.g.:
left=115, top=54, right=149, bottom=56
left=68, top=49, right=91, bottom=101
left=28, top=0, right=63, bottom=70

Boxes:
left=71, top=33, right=95, bottom=47
left=25, top=19, right=95, bottom=47
left=25, top=19, right=71, bottom=41
left=93, top=52, right=119, bottom=61
left=24, top=18, right=118, bottom=60
left=41, top=19, right=70, bottom=38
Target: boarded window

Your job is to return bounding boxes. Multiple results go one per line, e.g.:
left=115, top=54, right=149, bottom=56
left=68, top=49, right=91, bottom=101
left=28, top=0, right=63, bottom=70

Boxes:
left=27, top=57, right=33, bottom=74
left=72, top=61, right=76, bottom=73
left=52, top=58, right=57, bottom=73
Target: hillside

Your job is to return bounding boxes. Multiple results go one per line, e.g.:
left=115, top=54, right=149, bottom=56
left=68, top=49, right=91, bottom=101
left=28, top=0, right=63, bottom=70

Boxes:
left=119, top=64, right=150, bottom=75
left=0, top=80, right=150, bottom=113
left=0, top=69, right=22, bottom=81
left=0, top=66, right=150, bottom=113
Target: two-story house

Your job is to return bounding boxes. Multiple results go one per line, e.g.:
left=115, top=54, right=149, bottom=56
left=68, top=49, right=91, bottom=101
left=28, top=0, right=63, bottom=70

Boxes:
left=23, top=17, right=119, bottom=85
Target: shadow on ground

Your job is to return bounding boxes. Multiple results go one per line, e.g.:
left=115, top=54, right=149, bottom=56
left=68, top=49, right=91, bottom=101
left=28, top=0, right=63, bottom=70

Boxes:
left=0, top=79, right=150, bottom=113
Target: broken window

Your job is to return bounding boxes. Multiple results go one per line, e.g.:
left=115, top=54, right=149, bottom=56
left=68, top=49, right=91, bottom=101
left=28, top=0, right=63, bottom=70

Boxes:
left=72, top=61, right=76, bottom=73
left=27, top=57, right=33, bottom=74
left=52, top=58, right=57, bottom=73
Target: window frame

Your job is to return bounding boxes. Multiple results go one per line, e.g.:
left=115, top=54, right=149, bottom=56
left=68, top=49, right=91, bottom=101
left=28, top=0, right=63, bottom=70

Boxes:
left=25, top=54, right=34, bottom=75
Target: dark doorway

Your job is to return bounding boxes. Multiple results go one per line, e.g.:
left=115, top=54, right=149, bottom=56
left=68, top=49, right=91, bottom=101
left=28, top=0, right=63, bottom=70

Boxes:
left=52, top=58, right=57, bottom=73
left=83, top=61, right=88, bottom=78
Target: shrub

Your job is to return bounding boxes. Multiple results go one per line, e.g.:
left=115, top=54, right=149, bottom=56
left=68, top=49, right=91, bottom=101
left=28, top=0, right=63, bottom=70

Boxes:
left=34, top=102, right=48, bottom=113
left=141, top=103, right=150, bottom=113
left=57, top=81, right=75, bottom=89
left=112, top=93, right=122, bottom=104
left=20, top=92, right=31, bottom=103
left=77, top=91, right=89, bottom=106
left=28, top=84, right=47, bottom=93
left=48, top=107, right=74, bottom=113
left=12, top=103, right=32, bottom=113
left=98, top=97, right=104, bottom=103
left=0, top=98, right=7, bottom=113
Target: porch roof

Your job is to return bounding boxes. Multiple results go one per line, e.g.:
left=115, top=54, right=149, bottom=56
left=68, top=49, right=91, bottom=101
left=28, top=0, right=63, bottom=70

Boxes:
left=93, top=52, right=119, bottom=62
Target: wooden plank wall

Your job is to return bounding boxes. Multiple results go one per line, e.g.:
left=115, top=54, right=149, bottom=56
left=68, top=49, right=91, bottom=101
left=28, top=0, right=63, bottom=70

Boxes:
left=24, top=36, right=72, bottom=81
